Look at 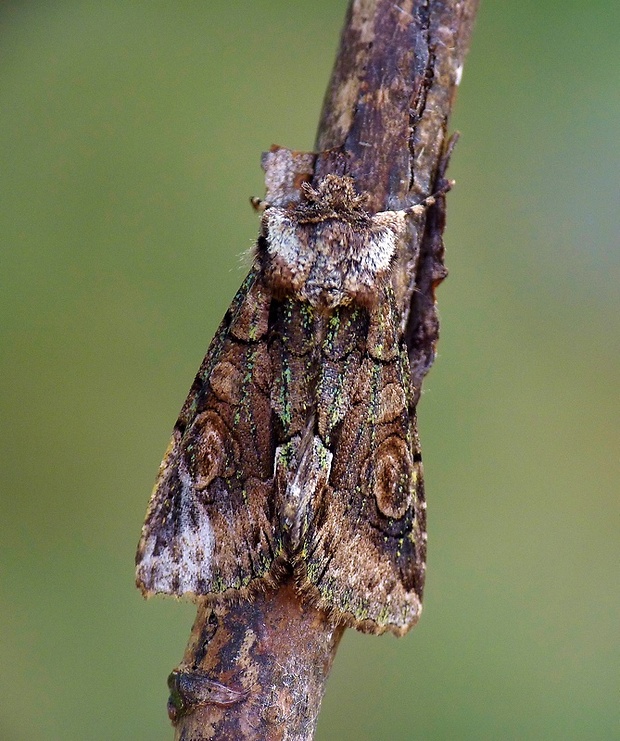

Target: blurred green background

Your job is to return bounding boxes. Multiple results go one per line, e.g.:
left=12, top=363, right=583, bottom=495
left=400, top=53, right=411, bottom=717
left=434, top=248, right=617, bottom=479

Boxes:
left=1, top=1, right=618, bottom=739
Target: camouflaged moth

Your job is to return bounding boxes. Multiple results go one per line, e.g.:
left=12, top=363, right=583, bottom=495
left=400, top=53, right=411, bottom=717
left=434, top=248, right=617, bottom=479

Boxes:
left=136, top=174, right=448, bottom=635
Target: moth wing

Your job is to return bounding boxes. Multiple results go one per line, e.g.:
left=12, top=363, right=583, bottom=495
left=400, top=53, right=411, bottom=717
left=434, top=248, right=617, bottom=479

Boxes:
left=136, top=269, right=282, bottom=598
left=299, top=298, right=427, bottom=635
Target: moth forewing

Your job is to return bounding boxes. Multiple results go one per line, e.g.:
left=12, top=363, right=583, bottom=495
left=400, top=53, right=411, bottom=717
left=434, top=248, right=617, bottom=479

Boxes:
left=136, top=271, right=283, bottom=600
left=291, top=289, right=426, bottom=635
left=137, top=174, right=438, bottom=635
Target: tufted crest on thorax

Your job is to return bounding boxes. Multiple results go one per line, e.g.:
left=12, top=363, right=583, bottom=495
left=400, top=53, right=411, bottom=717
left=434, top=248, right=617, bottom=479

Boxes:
left=258, top=175, right=407, bottom=309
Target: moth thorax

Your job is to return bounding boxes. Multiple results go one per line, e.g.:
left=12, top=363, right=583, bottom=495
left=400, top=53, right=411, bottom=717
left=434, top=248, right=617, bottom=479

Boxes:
left=262, top=208, right=402, bottom=309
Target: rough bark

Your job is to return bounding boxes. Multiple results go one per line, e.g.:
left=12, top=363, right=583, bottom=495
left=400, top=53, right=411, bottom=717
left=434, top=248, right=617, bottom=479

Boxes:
left=169, top=583, right=344, bottom=741
left=168, top=1, right=478, bottom=739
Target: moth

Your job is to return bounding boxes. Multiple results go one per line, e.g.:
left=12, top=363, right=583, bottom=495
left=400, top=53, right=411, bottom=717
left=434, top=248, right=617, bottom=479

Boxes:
left=136, top=173, right=447, bottom=635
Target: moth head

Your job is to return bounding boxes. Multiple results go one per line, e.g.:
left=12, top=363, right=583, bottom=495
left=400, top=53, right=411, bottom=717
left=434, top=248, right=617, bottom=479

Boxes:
left=297, top=175, right=370, bottom=222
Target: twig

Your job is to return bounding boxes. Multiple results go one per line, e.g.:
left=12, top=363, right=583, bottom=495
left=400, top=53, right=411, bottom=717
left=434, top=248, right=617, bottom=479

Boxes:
left=165, top=2, right=478, bottom=739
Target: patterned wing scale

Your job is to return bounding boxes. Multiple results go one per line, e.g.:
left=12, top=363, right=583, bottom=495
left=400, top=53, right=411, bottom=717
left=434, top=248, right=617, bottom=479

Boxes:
left=137, top=248, right=427, bottom=635
left=136, top=270, right=283, bottom=598
left=297, top=292, right=427, bottom=635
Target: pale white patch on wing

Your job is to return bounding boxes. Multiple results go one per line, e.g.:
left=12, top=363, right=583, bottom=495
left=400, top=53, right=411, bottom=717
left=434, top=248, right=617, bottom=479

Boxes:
left=345, top=215, right=403, bottom=295
left=362, top=228, right=398, bottom=273
left=138, top=464, right=215, bottom=597
left=263, top=209, right=316, bottom=296
left=264, top=210, right=306, bottom=268
left=277, top=434, right=333, bottom=548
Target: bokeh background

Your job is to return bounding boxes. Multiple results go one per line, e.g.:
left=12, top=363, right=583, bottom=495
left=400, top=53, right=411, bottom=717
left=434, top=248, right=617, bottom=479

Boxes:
left=1, top=1, right=617, bottom=739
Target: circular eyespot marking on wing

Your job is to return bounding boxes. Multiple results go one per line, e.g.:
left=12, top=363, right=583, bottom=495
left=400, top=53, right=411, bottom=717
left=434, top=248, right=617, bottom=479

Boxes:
left=372, top=435, right=412, bottom=520
left=184, top=411, right=234, bottom=490
left=376, top=382, right=406, bottom=424
left=208, top=361, right=242, bottom=405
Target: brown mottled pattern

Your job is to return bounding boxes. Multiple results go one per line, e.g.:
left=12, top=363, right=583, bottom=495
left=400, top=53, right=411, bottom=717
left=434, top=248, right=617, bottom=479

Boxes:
left=138, top=1, right=479, bottom=737
left=137, top=176, right=429, bottom=634
left=300, top=286, right=426, bottom=633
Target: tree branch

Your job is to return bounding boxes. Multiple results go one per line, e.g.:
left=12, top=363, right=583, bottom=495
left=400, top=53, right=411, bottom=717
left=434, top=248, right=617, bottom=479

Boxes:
left=166, top=2, right=478, bottom=739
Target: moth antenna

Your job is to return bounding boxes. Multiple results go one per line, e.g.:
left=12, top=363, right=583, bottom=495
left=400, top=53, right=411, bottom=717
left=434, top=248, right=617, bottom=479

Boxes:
left=399, top=178, right=455, bottom=217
